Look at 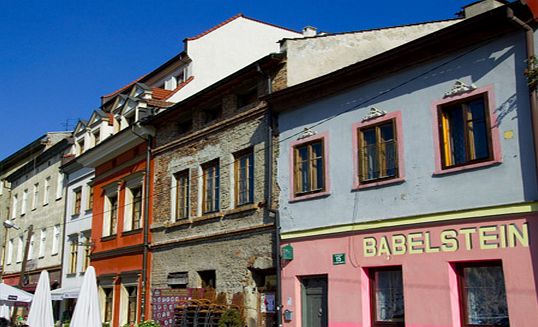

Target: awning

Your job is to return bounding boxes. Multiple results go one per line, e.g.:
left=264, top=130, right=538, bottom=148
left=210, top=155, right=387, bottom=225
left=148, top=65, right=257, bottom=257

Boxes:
left=50, top=286, right=80, bottom=301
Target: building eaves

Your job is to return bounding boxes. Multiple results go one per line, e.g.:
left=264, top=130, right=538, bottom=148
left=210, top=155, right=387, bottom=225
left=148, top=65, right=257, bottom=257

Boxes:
left=7, top=138, right=73, bottom=182
left=0, top=134, right=48, bottom=172
left=278, top=18, right=462, bottom=43
left=265, top=3, right=530, bottom=112
left=185, top=13, right=299, bottom=42
left=144, top=53, right=284, bottom=125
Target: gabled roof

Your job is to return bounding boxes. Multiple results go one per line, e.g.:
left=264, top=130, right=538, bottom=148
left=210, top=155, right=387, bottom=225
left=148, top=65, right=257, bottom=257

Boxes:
left=73, top=120, right=88, bottom=135
left=88, top=109, right=109, bottom=126
left=185, top=13, right=299, bottom=41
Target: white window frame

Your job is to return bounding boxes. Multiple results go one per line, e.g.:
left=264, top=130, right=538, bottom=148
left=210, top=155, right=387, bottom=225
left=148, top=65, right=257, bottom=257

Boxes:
left=11, top=194, right=18, bottom=219
left=27, top=234, right=35, bottom=260
left=39, top=229, right=46, bottom=258
left=16, top=236, right=23, bottom=263
left=32, top=183, right=39, bottom=210
left=56, top=172, right=64, bottom=199
left=123, top=176, right=143, bottom=232
left=52, top=225, right=60, bottom=255
left=21, top=189, right=28, bottom=216
left=6, top=239, right=13, bottom=265
left=44, top=177, right=51, bottom=205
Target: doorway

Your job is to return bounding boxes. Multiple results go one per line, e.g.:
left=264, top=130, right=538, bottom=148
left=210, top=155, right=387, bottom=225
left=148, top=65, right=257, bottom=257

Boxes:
left=301, top=276, right=328, bottom=327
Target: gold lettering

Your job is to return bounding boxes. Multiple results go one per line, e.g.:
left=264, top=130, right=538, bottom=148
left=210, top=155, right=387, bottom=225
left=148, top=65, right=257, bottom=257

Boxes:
left=378, top=236, right=391, bottom=256
left=479, top=226, right=499, bottom=250
left=407, top=233, right=424, bottom=254
left=363, top=237, right=377, bottom=257
left=508, top=223, right=529, bottom=248
left=499, top=225, right=507, bottom=248
left=424, top=231, right=440, bottom=253
left=392, top=234, right=407, bottom=255
left=440, top=230, right=459, bottom=252
left=459, top=227, right=477, bottom=250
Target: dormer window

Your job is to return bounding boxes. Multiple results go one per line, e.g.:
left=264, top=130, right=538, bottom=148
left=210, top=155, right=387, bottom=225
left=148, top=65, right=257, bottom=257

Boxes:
left=78, top=139, right=85, bottom=155
left=93, top=130, right=101, bottom=145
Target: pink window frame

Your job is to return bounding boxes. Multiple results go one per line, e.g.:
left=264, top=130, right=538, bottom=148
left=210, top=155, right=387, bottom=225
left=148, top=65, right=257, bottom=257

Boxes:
left=352, top=111, right=405, bottom=190
left=431, top=85, right=502, bottom=175
left=289, top=132, right=330, bottom=202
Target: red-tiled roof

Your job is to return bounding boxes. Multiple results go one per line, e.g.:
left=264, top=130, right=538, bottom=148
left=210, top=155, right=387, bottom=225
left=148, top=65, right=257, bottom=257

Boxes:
left=152, top=88, right=175, bottom=100
left=186, top=14, right=299, bottom=41
left=163, top=76, right=195, bottom=100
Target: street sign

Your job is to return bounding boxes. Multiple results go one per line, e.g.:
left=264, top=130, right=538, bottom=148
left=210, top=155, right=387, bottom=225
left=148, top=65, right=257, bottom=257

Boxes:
left=332, top=253, right=346, bottom=265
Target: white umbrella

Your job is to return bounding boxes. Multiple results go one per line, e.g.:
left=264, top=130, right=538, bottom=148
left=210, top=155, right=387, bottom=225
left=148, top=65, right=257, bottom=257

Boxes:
left=0, top=283, right=33, bottom=303
left=51, top=286, right=80, bottom=301
left=70, top=266, right=101, bottom=327
left=27, top=270, right=54, bottom=327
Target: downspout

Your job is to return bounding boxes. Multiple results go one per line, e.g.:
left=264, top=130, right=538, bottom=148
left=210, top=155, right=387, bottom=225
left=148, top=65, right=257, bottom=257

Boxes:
left=258, top=61, right=283, bottom=327
left=140, top=134, right=151, bottom=322
left=131, top=125, right=152, bottom=322
left=507, top=8, right=538, bottom=181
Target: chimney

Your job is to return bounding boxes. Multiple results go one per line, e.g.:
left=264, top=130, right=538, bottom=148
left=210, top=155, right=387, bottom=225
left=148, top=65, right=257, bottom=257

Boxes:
left=462, top=0, right=506, bottom=18
left=302, top=26, right=317, bottom=37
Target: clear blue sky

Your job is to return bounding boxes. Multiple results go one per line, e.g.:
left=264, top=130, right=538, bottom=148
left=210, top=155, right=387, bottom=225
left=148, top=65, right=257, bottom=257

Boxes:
left=0, top=0, right=471, bottom=160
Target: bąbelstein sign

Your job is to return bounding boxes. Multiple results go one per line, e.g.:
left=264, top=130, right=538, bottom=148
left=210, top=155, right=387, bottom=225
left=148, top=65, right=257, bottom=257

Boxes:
left=363, top=222, right=529, bottom=257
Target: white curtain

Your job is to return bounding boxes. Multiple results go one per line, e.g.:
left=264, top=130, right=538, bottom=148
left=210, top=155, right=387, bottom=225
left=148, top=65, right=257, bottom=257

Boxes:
left=118, top=285, right=129, bottom=327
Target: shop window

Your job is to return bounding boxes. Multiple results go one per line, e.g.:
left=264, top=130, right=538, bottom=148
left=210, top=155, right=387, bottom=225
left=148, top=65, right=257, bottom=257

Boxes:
left=234, top=150, right=254, bottom=206
left=457, top=261, right=509, bottom=327
left=432, top=86, right=501, bottom=174
left=354, top=111, right=404, bottom=189
left=202, top=160, right=220, bottom=214
left=198, top=270, right=216, bottom=289
left=290, top=133, right=329, bottom=201
left=174, top=170, right=190, bottom=220
left=369, top=266, right=404, bottom=327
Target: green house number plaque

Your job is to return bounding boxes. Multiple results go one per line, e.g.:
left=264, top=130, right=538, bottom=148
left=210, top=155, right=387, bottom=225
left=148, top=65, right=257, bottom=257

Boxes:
left=332, top=253, right=346, bottom=265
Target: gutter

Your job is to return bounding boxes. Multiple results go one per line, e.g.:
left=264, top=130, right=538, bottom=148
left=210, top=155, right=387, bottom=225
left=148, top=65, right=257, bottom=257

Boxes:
left=507, top=7, right=538, bottom=183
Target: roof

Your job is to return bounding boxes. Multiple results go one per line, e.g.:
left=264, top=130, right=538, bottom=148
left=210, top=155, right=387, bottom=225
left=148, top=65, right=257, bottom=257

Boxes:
left=265, top=2, right=531, bottom=112
left=278, top=18, right=462, bottom=43
left=152, top=88, right=174, bottom=100
left=146, top=98, right=174, bottom=108
left=186, top=13, right=299, bottom=41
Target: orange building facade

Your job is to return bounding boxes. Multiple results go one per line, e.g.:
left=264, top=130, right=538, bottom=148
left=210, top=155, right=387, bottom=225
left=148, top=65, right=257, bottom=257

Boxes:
left=90, top=142, right=153, bottom=327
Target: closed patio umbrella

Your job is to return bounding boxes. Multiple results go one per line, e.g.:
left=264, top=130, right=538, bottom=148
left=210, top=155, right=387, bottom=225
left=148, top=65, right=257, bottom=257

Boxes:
left=27, top=270, right=54, bottom=327
left=70, top=266, right=101, bottom=327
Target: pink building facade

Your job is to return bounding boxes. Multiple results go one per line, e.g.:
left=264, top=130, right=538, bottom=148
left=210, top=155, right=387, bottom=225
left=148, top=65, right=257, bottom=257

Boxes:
left=281, top=213, right=538, bottom=327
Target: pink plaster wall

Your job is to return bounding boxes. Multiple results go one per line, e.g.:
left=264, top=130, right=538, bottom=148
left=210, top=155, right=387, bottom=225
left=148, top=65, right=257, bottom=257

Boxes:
left=281, top=214, right=538, bottom=327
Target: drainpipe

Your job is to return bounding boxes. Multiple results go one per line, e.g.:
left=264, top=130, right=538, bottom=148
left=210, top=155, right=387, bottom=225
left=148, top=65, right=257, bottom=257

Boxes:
left=507, top=8, right=538, bottom=181
left=131, top=124, right=153, bottom=322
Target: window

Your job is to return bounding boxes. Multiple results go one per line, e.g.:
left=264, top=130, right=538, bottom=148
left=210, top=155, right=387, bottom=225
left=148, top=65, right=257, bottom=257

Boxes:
left=235, top=150, right=254, bottom=206
left=457, top=261, right=509, bottom=327
left=202, top=161, right=220, bottom=213
left=177, top=116, right=193, bottom=135
left=433, top=87, right=500, bottom=174
left=21, top=189, right=28, bottom=215
left=198, top=270, right=216, bottom=289
left=44, top=177, right=50, bottom=205
left=11, top=194, right=17, bottom=219
left=107, top=194, right=119, bottom=236
left=32, top=183, right=39, bottom=210
left=52, top=225, right=60, bottom=255
left=16, top=236, right=23, bottom=263
left=291, top=133, right=329, bottom=200
left=69, top=236, right=78, bottom=274
left=174, top=171, right=189, bottom=220
left=6, top=239, right=13, bottom=265
left=73, top=188, right=82, bottom=216
left=202, top=104, right=222, bottom=124
left=131, top=186, right=142, bottom=230
left=38, top=229, right=46, bottom=258
left=353, top=112, right=404, bottom=188
left=87, top=184, right=94, bottom=211
left=237, top=86, right=258, bottom=109
left=104, top=288, right=114, bottom=323
left=369, top=266, right=404, bottom=327
left=56, top=172, right=64, bottom=199
left=93, top=130, right=100, bottom=145
left=127, top=286, right=138, bottom=324
left=78, top=139, right=85, bottom=155
left=82, top=234, right=91, bottom=272
left=27, top=234, right=34, bottom=260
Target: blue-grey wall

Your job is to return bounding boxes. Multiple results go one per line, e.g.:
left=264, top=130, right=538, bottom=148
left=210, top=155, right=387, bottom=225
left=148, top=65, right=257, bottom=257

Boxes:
left=277, top=32, right=538, bottom=233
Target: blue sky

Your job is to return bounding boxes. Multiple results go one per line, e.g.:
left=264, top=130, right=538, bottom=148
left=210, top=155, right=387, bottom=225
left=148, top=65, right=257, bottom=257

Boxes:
left=0, top=0, right=471, bottom=160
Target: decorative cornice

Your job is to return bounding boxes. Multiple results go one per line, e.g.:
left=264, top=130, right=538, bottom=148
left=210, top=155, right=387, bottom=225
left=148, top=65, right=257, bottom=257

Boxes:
left=362, top=107, right=387, bottom=122
left=444, top=80, right=477, bottom=97
left=91, top=244, right=144, bottom=260
left=297, top=128, right=317, bottom=140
